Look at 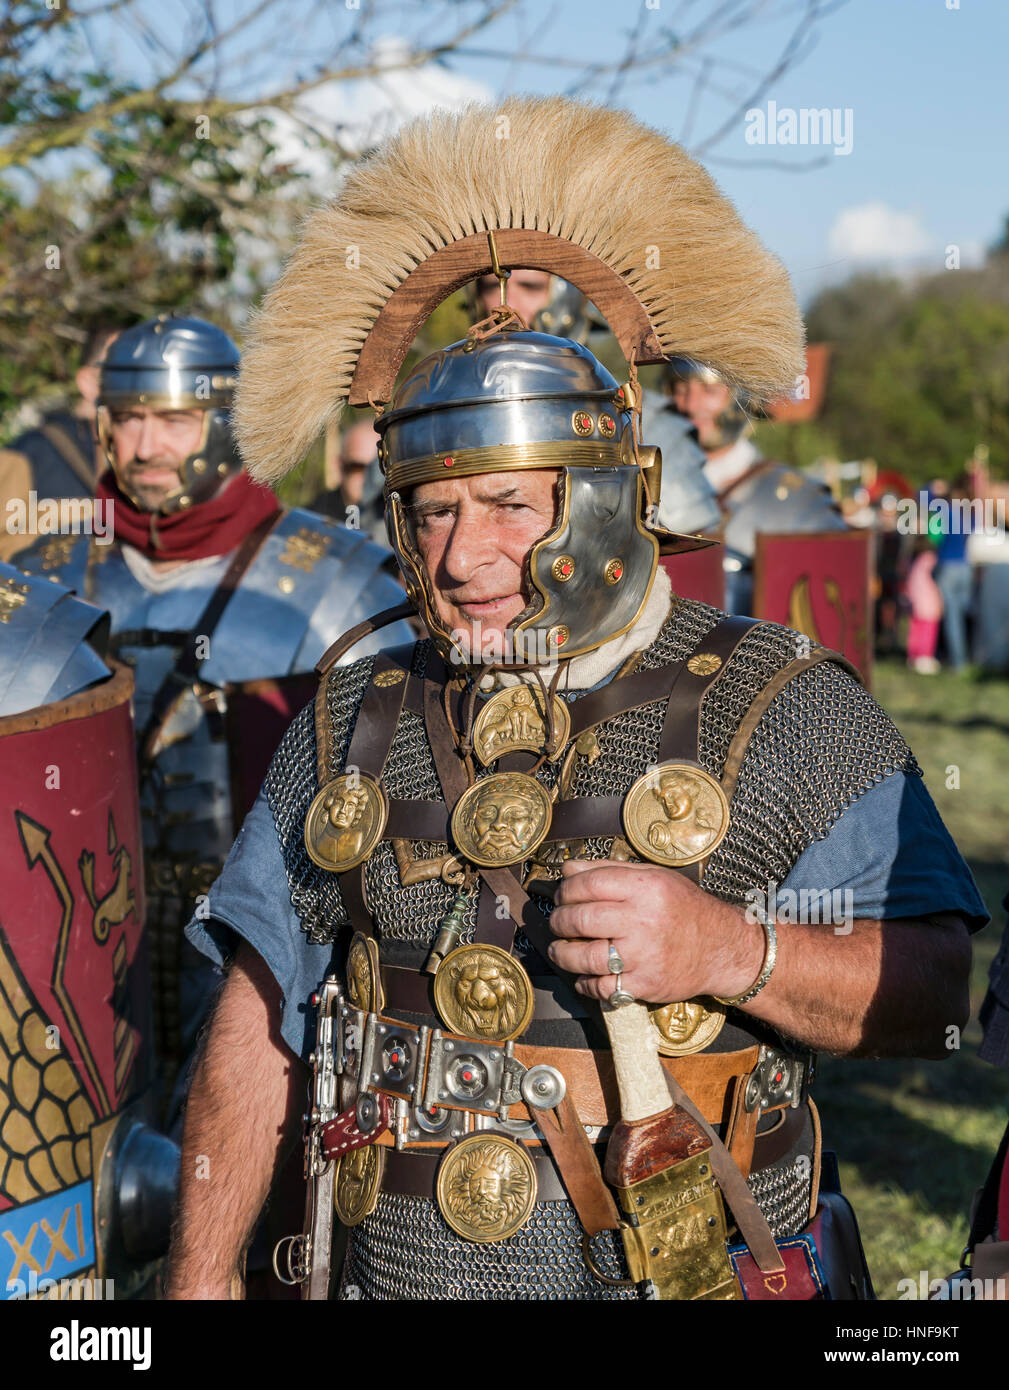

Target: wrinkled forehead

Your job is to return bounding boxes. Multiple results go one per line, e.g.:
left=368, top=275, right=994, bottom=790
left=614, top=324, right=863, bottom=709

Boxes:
left=408, top=468, right=561, bottom=509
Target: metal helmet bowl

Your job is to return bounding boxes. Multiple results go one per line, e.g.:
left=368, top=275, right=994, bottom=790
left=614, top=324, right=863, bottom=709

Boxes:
left=97, top=314, right=243, bottom=513
left=378, top=331, right=661, bottom=667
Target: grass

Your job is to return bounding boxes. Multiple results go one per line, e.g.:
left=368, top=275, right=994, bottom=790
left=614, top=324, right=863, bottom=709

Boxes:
left=813, top=658, right=1009, bottom=1297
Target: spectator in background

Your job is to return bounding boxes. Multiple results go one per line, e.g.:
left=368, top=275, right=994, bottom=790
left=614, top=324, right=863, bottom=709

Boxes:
left=970, top=524, right=1009, bottom=675
left=935, top=473, right=975, bottom=673
left=0, top=323, right=118, bottom=562
left=474, top=268, right=552, bottom=325
left=904, top=537, right=943, bottom=674
left=310, top=419, right=386, bottom=544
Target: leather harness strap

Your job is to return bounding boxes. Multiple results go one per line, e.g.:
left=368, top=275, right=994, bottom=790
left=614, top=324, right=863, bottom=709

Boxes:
left=313, top=604, right=415, bottom=783
left=335, top=647, right=413, bottom=933
left=535, top=1093, right=622, bottom=1236
left=138, top=510, right=281, bottom=764
left=657, top=615, right=759, bottom=761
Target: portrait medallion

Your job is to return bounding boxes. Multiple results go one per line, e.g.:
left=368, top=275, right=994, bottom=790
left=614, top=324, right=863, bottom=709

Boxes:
left=436, top=1134, right=538, bottom=1243
left=472, top=686, right=571, bottom=765
left=333, top=1143, right=385, bottom=1227
left=304, top=773, right=387, bottom=872
left=346, top=931, right=384, bottom=1015
left=451, top=771, right=552, bottom=868
left=433, top=943, right=535, bottom=1042
left=622, top=761, right=730, bottom=868
left=650, top=997, right=727, bottom=1057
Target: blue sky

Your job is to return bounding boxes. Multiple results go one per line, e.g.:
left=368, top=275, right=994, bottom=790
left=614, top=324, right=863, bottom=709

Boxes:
left=447, top=0, right=1009, bottom=305
left=72, top=0, right=1009, bottom=309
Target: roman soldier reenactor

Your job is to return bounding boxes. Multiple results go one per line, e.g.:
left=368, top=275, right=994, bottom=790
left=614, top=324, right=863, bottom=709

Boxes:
left=17, top=316, right=413, bottom=1120
left=166, top=98, right=985, bottom=1301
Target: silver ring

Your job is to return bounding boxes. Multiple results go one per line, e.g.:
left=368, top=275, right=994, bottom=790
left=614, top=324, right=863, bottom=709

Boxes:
left=607, top=941, right=624, bottom=975
left=608, top=973, right=635, bottom=1008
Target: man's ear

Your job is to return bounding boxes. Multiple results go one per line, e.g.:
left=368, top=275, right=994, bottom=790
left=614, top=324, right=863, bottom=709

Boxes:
left=76, top=364, right=100, bottom=405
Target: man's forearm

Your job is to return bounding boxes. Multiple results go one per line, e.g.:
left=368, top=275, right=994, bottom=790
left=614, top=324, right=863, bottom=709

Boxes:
left=166, top=941, right=304, bottom=1298
left=731, top=912, right=971, bottom=1058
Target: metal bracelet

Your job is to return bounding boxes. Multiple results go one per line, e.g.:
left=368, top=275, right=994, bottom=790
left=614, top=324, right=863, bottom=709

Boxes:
left=713, top=915, right=777, bottom=1008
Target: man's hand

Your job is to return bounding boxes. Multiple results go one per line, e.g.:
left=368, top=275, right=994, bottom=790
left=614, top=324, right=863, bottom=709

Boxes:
left=548, top=858, right=763, bottom=1005
left=548, top=859, right=971, bottom=1058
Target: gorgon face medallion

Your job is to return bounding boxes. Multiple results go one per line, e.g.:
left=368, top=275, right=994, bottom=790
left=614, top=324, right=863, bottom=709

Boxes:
left=450, top=772, right=552, bottom=869
left=436, top=1134, right=537, bottom=1242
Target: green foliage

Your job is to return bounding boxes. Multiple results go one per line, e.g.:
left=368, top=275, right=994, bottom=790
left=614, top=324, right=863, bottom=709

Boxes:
left=0, top=95, right=305, bottom=430
left=816, top=659, right=1009, bottom=1295
left=802, top=260, right=1009, bottom=485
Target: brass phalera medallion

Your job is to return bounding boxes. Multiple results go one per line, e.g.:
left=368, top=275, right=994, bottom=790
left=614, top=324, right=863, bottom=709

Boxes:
left=334, top=1144, right=385, bottom=1227
left=436, top=1134, right=538, bottom=1243
left=622, top=761, right=730, bottom=868
left=433, top=943, right=534, bottom=1041
left=450, top=771, right=552, bottom=868
left=650, top=997, right=727, bottom=1057
left=472, top=686, right=571, bottom=765
left=346, top=931, right=384, bottom=1015
left=304, top=773, right=387, bottom=872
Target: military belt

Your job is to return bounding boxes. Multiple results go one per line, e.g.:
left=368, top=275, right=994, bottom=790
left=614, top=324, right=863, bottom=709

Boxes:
left=336, top=1002, right=801, bottom=1158
left=380, top=1144, right=573, bottom=1201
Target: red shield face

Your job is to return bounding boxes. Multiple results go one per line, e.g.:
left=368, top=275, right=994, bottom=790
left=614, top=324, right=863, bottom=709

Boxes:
left=661, top=547, right=726, bottom=610
left=0, top=665, right=148, bottom=1292
left=753, top=530, right=874, bottom=683
left=223, top=673, right=317, bottom=830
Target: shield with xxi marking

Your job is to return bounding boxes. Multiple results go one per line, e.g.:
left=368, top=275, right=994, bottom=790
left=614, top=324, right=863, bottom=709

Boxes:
left=0, top=661, right=150, bottom=1298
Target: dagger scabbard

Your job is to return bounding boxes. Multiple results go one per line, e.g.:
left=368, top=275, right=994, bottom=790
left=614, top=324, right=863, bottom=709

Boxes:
left=602, top=1002, right=741, bottom=1300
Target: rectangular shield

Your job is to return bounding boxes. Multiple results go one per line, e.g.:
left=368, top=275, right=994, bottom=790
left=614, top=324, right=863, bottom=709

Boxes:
left=753, top=529, right=874, bottom=683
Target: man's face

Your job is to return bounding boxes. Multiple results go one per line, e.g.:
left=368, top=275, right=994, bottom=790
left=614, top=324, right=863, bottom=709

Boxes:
left=671, top=378, right=733, bottom=453
left=474, top=796, right=533, bottom=854
left=108, top=406, right=205, bottom=510
left=339, top=421, right=380, bottom=505
left=409, top=469, right=558, bottom=656
left=476, top=270, right=552, bottom=326
left=657, top=776, right=692, bottom=821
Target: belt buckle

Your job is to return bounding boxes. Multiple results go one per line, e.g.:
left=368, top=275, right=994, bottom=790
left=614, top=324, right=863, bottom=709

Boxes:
left=422, top=1030, right=509, bottom=1117
left=743, top=1044, right=805, bottom=1114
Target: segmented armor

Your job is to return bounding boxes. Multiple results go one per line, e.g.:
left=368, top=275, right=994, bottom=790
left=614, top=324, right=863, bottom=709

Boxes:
left=18, top=514, right=413, bottom=1090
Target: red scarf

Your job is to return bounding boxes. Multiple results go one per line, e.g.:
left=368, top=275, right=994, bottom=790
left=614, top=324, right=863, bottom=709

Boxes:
left=97, top=470, right=281, bottom=561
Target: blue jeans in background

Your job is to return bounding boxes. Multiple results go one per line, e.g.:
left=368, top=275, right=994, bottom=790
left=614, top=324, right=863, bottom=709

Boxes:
left=937, top=560, right=972, bottom=670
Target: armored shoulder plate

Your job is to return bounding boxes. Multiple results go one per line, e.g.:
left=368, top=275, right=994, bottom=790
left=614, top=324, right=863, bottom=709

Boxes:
left=198, top=507, right=413, bottom=685
left=0, top=561, right=111, bottom=715
left=14, top=530, right=94, bottom=593
left=722, top=462, right=845, bottom=560
left=641, top=391, right=721, bottom=535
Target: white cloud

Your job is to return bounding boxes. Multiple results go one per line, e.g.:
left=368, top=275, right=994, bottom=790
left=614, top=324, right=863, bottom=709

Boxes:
left=827, top=202, right=932, bottom=264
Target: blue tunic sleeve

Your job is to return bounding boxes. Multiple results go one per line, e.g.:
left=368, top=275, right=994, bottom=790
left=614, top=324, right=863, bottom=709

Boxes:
left=185, top=786, right=335, bottom=1062
left=777, top=770, right=989, bottom=931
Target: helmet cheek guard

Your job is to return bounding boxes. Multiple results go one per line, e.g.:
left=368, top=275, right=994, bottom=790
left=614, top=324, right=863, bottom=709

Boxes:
left=520, top=468, right=659, bottom=661
left=97, top=314, right=243, bottom=514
